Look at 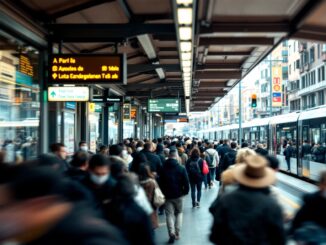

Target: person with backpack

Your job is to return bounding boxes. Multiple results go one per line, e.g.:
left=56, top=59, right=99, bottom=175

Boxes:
left=205, top=144, right=219, bottom=188
left=186, top=148, right=205, bottom=208
left=218, top=142, right=237, bottom=178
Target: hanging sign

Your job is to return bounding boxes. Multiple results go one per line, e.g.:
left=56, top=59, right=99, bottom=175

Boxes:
left=123, top=104, right=131, bottom=120
left=50, top=54, right=126, bottom=84
left=48, top=86, right=89, bottom=101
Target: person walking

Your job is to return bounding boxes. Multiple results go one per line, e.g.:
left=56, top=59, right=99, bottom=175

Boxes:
left=284, top=142, right=294, bottom=171
left=205, top=144, right=219, bottom=187
left=138, top=163, right=160, bottom=230
left=290, top=171, right=326, bottom=243
left=159, top=149, right=190, bottom=244
left=210, top=155, right=285, bottom=245
left=186, top=148, right=205, bottom=207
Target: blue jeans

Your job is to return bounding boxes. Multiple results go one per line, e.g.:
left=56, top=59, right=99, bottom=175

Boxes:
left=209, top=168, right=216, bottom=183
left=190, top=181, right=202, bottom=205
left=203, top=175, right=208, bottom=189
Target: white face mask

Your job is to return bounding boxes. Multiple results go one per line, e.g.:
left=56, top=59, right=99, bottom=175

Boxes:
left=80, top=146, right=88, bottom=152
left=122, top=149, right=128, bottom=156
left=136, top=147, right=143, bottom=152
left=90, top=173, right=109, bottom=185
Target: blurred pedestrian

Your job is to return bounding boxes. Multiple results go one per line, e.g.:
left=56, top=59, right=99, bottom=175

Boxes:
left=159, top=149, right=190, bottom=243
left=210, top=155, right=285, bottom=245
left=186, top=148, right=205, bottom=208
left=290, top=170, right=326, bottom=242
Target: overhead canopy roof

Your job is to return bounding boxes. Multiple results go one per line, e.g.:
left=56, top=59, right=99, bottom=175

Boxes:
left=1, top=0, right=326, bottom=112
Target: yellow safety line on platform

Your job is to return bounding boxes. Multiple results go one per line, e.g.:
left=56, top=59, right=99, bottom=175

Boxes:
left=279, top=194, right=300, bottom=209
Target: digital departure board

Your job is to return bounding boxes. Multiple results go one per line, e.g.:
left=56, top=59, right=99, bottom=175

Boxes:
left=49, top=54, right=126, bottom=84
left=148, top=99, right=180, bottom=113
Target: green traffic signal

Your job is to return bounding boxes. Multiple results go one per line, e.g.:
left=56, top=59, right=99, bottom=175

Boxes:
left=251, top=99, right=257, bottom=108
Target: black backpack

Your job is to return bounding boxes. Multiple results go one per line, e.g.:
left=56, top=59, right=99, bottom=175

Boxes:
left=188, top=158, right=201, bottom=181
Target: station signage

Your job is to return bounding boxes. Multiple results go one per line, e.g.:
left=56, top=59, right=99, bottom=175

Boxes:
left=123, top=104, right=131, bottom=120
left=272, top=66, right=282, bottom=107
left=91, top=94, right=123, bottom=103
left=49, top=54, right=126, bottom=84
left=131, top=107, right=137, bottom=120
left=148, top=98, right=180, bottom=113
left=48, top=86, right=89, bottom=102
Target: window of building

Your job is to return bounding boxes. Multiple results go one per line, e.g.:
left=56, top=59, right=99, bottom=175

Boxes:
left=302, top=76, right=306, bottom=88
left=303, top=51, right=309, bottom=65
left=289, top=64, right=291, bottom=74
left=0, top=33, right=40, bottom=162
left=296, top=59, right=300, bottom=69
left=322, top=66, right=325, bottom=81
left=302, top=96, right=307, bottom=109
left=311, top=70, right=316, bottom=85
left=318, top=44, right=321, bottom=59
left=318, top=90, right=325, bottom=105
left=282, top=66, right=288, bottom=80
left=309, top=47, right=315, bottom=63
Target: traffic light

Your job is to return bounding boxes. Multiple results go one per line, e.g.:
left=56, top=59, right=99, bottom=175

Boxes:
left=251, top=94, right=257, bottom=108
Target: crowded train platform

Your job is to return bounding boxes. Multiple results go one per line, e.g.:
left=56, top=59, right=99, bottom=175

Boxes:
left=1, top=0, right=326, bottom=244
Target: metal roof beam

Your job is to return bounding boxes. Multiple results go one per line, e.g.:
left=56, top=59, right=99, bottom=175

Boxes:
left=195, top=71, right=242, bottom=79
left=199, top=37, right=274, bottom=46
left=47, top=23, right=175, bottom=42
left=196, top=63, right=242, bottom=70
left=125, top=81, right=182, bottom=90
left=128, top=64, right=180, bottom=75
left=205, top=51, right=252, bottom=56
left=50, top=0, right=115, bottom=19
left=200, top=22, right=290, bottom=33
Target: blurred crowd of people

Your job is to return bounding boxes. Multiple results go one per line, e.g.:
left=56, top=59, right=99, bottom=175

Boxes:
left=0, top=136, right=325, bottom=244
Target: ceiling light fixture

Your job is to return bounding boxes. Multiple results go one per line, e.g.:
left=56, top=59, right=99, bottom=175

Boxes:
left=179, top=27, right=192, bottom=40
left=177, top=8, right=192, bottom=25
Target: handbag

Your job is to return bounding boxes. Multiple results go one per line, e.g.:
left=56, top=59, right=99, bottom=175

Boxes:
left=202, top=160, right=209, bottom=175
left=152, top=180, right=165, bottom=208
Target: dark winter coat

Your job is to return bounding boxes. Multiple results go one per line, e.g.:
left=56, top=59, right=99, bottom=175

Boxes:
left=141, top=150, right=163, bottom=175
left=210, top=185, right=285, bottom=245
left=284, top=146, right=294, bottom=160
left=312, top=146, right=326, bottom=163
left=106, top=197, right=154, bottom=245
left=159, top=158, right=190, bottom=199
left=219, top=149, right=237, bottom=173
left=255, top=147, right=268, bottom=156
left=301, top=144, right=312, bottom=158
left=291, top=191, right=326, bottom=233
left=185, top=156, right=204, bottom=183
left=26, top=204, right=128, bottom=245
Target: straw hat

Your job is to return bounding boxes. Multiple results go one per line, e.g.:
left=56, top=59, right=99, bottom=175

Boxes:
left=233, top=155, right=276, bottom=188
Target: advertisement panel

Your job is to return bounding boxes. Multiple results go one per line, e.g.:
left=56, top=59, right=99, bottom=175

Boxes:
left=272, top=66, right=282, bottom=107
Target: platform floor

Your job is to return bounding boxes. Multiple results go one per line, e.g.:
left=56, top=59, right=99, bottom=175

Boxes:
left=154, top=174, right=317, bottom=245
left=155, top=184, right=218, bottom=245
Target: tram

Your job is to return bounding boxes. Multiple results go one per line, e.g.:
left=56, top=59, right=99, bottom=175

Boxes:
left=199, top=106, right=326, bottom=181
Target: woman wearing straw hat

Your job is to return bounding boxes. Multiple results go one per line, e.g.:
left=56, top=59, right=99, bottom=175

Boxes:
left=210, top=155, right=285, bottom=245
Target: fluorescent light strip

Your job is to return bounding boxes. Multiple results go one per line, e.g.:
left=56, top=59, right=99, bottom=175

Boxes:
left=177, top=8, right=193, bottom=25
left=176, top=0, right=193, bottom=6
left=179, top=27, right=192, bottom=40
left=180, top=41, right=192, bottom=52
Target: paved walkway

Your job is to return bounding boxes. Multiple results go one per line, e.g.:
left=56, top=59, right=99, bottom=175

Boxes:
left=155, top=184, right=218, bottom=245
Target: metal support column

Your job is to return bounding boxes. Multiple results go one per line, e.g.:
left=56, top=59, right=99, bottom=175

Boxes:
left=118, top=102, right=124, bottom=143
left=238, top=81, right=242, bottom=144
left=79, top=102, right=88, bottom=142
left=101, top=89, right=109, bottom=145
left=39, top=49, right=49, bottom=153
left=269, top=59, right=273, bottom=117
